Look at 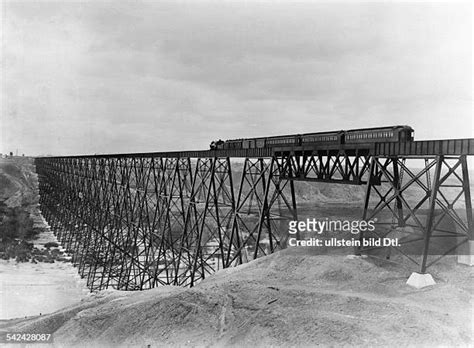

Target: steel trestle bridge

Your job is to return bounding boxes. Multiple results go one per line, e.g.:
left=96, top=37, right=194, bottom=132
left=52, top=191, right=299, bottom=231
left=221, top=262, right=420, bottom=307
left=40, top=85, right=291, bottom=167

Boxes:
left=35, top=138, right=474, bottom=291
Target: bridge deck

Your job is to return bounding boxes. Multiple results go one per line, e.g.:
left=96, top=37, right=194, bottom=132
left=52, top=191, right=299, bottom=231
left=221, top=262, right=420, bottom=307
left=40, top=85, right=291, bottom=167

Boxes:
left=38, top=138, right=474, bottom=159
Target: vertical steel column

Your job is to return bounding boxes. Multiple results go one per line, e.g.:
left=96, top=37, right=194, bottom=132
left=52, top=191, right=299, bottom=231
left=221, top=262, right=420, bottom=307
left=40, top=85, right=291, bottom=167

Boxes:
left=253, top=158, right=273, bottom=259
left=461, top=155, right=473, bottom=241
left=420, top=155, right=443, bottom=273
left=226, top=159, right=246, bottom=267
left=224, top=157, right=239, bottom=268
left=392, top=158, right=405, bottom=227
left=359, top=157, right=376, bottom=253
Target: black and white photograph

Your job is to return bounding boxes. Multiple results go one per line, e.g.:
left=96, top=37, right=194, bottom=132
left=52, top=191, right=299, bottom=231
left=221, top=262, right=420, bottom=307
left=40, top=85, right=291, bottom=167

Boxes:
left=0, top=0, right=473, bottom=347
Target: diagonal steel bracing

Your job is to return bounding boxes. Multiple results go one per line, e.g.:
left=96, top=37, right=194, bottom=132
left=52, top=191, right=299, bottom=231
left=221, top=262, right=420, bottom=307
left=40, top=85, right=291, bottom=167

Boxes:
left=36, top=155, right=296, bottom=291
left=359, top=155, right=473, bottom=273
left=275, top=150, right=372, bottom=184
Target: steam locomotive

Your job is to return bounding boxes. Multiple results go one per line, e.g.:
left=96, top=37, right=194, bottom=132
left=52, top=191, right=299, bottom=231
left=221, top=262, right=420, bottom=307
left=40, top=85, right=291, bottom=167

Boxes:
left=210, top=125, right=414, bottom=150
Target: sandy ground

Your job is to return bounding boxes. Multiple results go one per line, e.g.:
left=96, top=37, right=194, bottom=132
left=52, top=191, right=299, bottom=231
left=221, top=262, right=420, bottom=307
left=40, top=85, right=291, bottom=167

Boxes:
left=0, top=247, right=472, bottom=347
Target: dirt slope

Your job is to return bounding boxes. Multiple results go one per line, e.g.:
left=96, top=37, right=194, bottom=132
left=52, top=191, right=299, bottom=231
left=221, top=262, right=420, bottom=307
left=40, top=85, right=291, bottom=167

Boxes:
left=1, top=248, right=472, bottom=347
left=0, top=157, right=38, bottom=207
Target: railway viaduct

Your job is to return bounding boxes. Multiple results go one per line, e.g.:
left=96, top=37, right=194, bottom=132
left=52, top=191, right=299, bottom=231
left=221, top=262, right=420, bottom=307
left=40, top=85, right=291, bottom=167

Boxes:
left=35, top=137, right=474, bottom=291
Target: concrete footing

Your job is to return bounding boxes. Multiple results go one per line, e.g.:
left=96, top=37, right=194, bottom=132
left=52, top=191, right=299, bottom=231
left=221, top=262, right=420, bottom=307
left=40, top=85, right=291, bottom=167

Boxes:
left=406, top=272, right=436, bottom=289
left=457, top=240, right=474, bottom=266
left=345, top=254, right=368, bottom=260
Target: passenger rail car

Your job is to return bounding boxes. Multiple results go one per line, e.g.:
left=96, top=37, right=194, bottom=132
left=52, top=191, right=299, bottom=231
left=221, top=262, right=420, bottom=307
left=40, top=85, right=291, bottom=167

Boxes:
left=210, top=125, right=414, bottom=150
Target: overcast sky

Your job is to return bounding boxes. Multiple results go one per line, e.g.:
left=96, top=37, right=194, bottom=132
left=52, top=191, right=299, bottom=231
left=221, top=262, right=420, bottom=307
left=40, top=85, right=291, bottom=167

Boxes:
left=1, top=1, right=472, bottom=156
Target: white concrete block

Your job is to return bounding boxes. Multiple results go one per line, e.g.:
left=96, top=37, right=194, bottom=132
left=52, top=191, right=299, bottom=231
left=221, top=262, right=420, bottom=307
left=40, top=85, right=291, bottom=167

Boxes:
left=406, top=272, right=436, bottom=289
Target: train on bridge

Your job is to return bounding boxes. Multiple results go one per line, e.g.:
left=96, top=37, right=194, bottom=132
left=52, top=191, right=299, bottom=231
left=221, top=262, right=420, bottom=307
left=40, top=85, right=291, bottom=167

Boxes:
left=210, top=125, right=414, bottom=150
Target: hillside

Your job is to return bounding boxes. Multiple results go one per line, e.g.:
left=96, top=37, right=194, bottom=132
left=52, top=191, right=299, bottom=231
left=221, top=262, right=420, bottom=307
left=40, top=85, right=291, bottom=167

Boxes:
left=1, top=248, right=472, bottom=347
left=0, top=157, right=38, bottom=208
